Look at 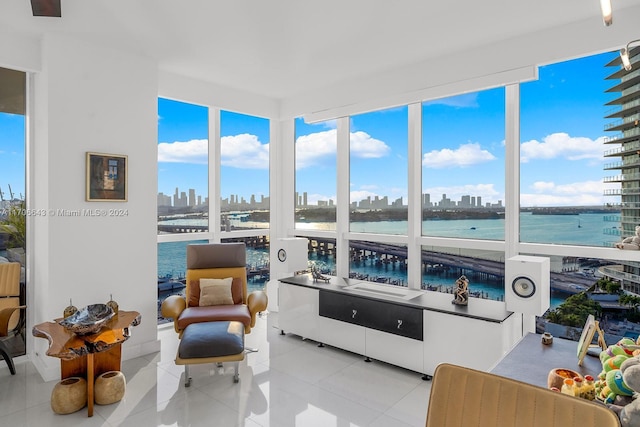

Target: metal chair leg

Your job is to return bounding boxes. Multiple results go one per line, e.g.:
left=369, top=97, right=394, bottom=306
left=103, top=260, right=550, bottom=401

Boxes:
left=184, top=365, right=191, bottom=387
left=0, top=340, right=16, bottom=375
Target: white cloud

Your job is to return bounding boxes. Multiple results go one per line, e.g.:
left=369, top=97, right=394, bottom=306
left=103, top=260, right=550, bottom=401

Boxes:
left=158, top=134, right=270, bottom=169
left=295, top=129, right=391, bottom=168
left=295, top=130, right=337, bottom=169
left=221, top=134, right=269, bottom=169
left=520, top=133, right=605, bottom=163
left=522, top=180, right=610, bottom=206
left=350, top=131, right=391, bottom=158
left=422, top=143, right=496, bottom=168
left=158, top=139, right=207, bottom=164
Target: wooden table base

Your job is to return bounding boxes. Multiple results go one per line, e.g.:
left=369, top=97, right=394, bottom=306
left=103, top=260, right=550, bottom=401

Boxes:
left=33, top=310, right=140, bottom=417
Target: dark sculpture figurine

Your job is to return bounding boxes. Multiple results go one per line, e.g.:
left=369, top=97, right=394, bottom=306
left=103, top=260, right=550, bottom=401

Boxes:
left=312, top=268, right=330, bottom=283
left=452, top=275, right=469, bottom=306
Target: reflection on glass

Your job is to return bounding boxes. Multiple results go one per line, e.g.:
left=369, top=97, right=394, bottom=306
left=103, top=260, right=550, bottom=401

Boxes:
left=157, top=239, right=207, bottom=324
left=295, top=118, right=337, bottom=231
left=222, top=236, right=270, bottom=292
left=420, top=246, right=504, bottom=301
left=157, top=98, right=209, bottom=234
left=349, top=241, right=407, bottom=287
left=220, top=111, right=270, bottom=231
left=422, top=87, right=505, bottom=240
left=350, top=107, right=408, bottom=235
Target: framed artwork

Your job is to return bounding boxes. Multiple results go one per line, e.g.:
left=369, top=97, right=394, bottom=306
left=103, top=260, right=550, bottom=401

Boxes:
left=86, top=152, right=128, bottom=201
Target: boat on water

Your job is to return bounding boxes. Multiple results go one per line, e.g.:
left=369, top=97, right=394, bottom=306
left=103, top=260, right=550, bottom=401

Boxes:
left=158, top=280, right=185, bottom=293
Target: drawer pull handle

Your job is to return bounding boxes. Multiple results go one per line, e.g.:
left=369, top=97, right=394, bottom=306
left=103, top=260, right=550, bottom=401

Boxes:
left=352, top=309, right=357, bottom=319
left=397, top=319, right=403, bottom=329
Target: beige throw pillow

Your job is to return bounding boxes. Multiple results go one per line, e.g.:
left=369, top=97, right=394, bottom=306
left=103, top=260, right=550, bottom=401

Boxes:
left=199, top=277, right=234, bottom=306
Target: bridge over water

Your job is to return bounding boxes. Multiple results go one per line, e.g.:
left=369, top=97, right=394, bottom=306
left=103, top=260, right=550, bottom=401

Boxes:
left=315, top=238, right=595, bottom=294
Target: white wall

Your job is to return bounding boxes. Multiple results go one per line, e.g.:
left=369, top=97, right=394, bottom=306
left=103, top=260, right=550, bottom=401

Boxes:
left=28, top=34, right=160, bottom=381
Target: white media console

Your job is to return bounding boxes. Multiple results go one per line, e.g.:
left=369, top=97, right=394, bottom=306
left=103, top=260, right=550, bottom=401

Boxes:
left=278, top=274, right=522, bottom=378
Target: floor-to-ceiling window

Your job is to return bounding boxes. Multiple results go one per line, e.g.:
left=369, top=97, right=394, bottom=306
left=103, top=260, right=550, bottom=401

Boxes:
left=418, top=87, right=506, bottom=299
left=349, top=107, right=409, bottom=285
left=0, top=66, right=27, bottom=357
left=157, top=98, right=209, bottom=322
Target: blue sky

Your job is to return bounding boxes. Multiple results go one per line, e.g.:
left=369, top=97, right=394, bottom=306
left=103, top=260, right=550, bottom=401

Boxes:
left=0, top=50, right=621, bottom=208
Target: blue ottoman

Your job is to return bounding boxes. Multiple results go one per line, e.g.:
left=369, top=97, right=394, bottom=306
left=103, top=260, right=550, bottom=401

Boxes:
left=176, top=321, right=245, bottom=386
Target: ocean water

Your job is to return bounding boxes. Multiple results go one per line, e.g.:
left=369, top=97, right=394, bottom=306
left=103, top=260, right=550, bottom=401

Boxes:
left=158, top=213, right=617, bottom=309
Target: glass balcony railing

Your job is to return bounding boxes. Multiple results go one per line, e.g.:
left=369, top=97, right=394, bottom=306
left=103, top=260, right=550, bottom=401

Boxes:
left=601, top=265, right=640, bottom=284
left=604, top=172, right=640, bottom=182
left=604, top=127, right=640, bottom=144
left=605, top=98, right=640, bottom=118
left=604, top=187, right=640, bottom=196
left=604, top=114, right=640, bottom=131
left=621, top=216, right=640, bottom=225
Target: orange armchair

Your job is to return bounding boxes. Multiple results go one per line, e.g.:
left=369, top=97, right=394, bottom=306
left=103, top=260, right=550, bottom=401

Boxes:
left=0, top=262, right=25, bottom=375
left=161, top=242, right=268, bottom=336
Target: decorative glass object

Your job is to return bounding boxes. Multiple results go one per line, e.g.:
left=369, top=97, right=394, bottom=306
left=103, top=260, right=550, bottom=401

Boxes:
left=63, top=298, right=78, bottom=318
left=58, top=303, right=115, bottom=335
left=106, top=294, right=119, bottom=315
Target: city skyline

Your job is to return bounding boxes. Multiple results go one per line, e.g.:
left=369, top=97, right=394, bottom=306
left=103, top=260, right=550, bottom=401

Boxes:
left=158, top=185, right=507, bottom=210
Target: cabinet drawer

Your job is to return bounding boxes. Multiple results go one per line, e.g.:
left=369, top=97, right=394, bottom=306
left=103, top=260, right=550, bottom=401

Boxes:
left=319, top=290, right=423, bottom=341
left=319, top=291, right=365, bottom=325
left=373, top=303, right=423, bottom=341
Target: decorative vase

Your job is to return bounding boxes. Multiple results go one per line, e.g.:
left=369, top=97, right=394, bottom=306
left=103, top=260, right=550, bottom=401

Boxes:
left=547, top=368, right=582, bottom=390
left=94, top=371, right=126, bottom=405
left=50, top=377, right=87, bottom=414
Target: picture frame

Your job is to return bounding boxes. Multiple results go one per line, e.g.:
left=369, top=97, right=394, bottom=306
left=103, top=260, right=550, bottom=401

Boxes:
left=86, top=152, right=128, bottom=202
left=577, top=314, right=606, bottom=366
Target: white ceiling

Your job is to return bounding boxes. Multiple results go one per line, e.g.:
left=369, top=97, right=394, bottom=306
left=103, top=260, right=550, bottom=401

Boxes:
left=0, top=0, right=632, bottom=100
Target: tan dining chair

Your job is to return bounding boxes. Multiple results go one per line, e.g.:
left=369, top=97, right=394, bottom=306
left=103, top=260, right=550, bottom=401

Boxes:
left=426, top=363, right=621, bottom=427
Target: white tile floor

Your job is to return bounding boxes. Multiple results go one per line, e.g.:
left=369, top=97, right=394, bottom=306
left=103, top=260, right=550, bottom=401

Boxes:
left=0, top=313, right=431, bottom=426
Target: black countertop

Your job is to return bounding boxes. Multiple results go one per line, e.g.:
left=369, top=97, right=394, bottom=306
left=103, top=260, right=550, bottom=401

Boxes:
left=279, top=273, right=514, bottom=323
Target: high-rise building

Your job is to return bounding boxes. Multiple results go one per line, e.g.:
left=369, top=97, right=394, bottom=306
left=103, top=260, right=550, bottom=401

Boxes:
left=188, top=189, right=196, bottom=207
left=603, top=47, right=640, bottom=293
left=157, top=193, right=171, bottom=206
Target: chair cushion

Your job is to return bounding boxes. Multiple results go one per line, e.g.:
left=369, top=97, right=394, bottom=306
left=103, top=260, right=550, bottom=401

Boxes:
left=177, top=305, right=251, bottom=330
left=199, top=278, right=234, bottom=306
left=188, top=277, right=243, bottom=307
left=178, top=321, right=244, bottom=359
